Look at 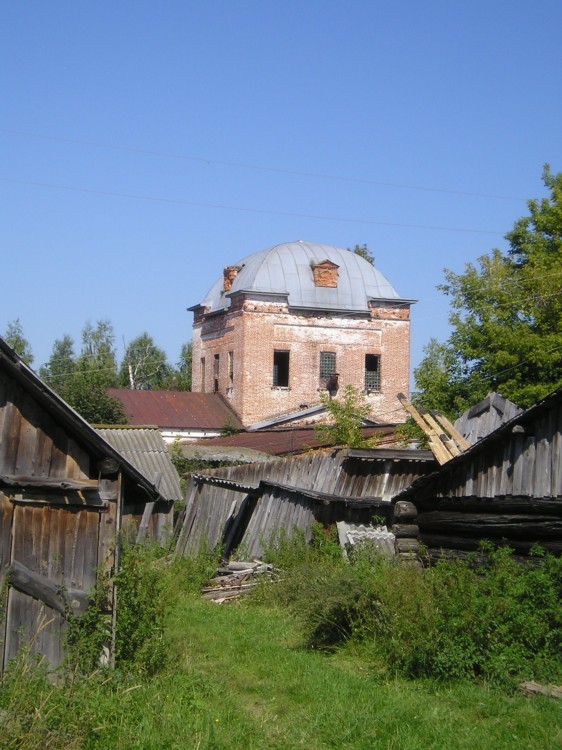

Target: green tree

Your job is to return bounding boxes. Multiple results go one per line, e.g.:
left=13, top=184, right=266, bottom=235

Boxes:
left=415, top=166, right=562, bottom=413
left=39, top=335, right=76, bottom=393
left=165, top=341, right=192, bottom=391
left=315, top=385, right=373, bottom=448
left=350, top=243, right=375, bottom=265
left=119, top=333, right=172, bottom=389
left=55, top=320, right=124, bottom=424
left=4, top=319, right=33, bottom=365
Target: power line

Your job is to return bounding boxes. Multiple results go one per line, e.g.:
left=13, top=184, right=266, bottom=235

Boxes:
left=0, top=127, right=527, bottom=201
left=0, top=177, right=504, bottom=235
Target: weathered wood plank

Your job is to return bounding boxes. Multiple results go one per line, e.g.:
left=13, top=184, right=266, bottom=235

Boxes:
left=8, top=560, right=89, bottom=617
left=8, top=491, right=108, bottom=509
left=14, top=392, right=39, bottom=477
left=0, top=475, right=99, bottom=491
left=135, top=502, right=156, bottom=543
left=418, top=511, right=562, bottom=538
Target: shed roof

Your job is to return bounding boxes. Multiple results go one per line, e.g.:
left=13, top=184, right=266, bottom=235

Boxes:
left=95, top=427, right=183, bottom=502
left=107, top=389, right=243, bottom=430
left=192, top=424, right=398, bottom=456
left=195, top=241, right=414, bottom=314
left=0, top=337, right=167, bottom=503
left=395, top=385, right=562, bottom=500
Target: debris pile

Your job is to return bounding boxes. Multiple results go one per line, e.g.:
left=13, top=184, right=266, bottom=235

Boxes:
left=201, top=560, right=275, bottom=603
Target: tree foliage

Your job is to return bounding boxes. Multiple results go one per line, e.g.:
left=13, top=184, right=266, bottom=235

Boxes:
left=41, top=321, right=125, bottom=424
left=349, top=243, right=375, bottom=265
left=415, top=166, right=562, bottom=414
left=39, top=335, right=76, bottom=392
left=315, top=385, right=374, bottom=448
left=119, top=333, right=172, bottom=390
left=164, top=341, right=192, bottom=391
left=4, top=319, right=33, bottom=365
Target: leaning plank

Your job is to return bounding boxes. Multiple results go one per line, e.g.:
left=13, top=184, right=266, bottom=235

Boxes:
left=8, top=560, right=90, bottom=618
left=136, top=501, right=156, bottom=543
left=397, top=394, right=451, bottom=464
left=421, top=409, right=461, bottom=457
left=430, top=411, right=470, bottom=451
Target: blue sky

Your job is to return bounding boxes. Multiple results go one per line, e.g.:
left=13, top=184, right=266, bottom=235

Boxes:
left=2, top=1, right=561, bottom=385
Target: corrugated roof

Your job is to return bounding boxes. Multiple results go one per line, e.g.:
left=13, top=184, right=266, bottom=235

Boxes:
left=107, top=389, right=243, bottom=430
left=197, top=241, right=413, bottom=314
left=337, top=522, right=396, bottom=558
left=96, top=427, right=182, bottom=502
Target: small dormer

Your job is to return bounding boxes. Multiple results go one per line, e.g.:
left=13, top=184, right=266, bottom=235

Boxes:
left=311, top=259, right=339, bottom=288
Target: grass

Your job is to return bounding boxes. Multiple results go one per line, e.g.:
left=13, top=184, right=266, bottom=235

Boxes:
left=1, top=541, right=561, bottom=749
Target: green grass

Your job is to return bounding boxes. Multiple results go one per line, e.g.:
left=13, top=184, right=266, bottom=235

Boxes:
left=2, top=543, right=561, bottom=749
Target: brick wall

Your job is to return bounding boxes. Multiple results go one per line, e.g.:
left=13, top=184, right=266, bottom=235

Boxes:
left=192, top=297, right=411, bottom=426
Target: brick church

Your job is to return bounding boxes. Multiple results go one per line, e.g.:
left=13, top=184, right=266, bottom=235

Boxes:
left=189, top=241, right=413, bottom=427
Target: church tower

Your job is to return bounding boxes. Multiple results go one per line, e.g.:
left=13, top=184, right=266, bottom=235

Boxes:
left=189, top=241, right=414, bottom=427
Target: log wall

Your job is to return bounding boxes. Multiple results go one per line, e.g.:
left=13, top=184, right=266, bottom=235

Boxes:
left=401, top=398, right=562, bottom=559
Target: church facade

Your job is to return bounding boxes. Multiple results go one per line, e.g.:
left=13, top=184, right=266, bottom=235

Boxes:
left=189, top=241, right=414, bottom=427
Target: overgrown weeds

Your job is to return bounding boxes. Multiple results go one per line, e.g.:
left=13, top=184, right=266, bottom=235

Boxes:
left=1, top=532, right=561, bottom=749
left=256, top=526, right=562, bottom=687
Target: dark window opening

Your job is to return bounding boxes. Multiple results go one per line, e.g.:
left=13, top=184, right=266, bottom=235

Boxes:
left=319, top=351, right=336, bottom=385
left=200, top=358, right=206, bottom=393
left=365, top=354, right=381, bottom=391
left=228, top=351, right=234, bottom=387
left=213, top=354, right=220, bottom=393
left=273, top=350, right=290, bottom=387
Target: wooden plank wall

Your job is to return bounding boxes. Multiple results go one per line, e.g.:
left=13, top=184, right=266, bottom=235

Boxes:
left=239, top=486, right=375, bottom=559
left=175, top=450, right=431, bottom=557
left=2, top=502, right=103, bottom=669
left=409, top=402, right=562, bottom=558
left=423, top=403, right=562, bottom=500
left=0, top=369, right=120, bottom=670
left=0, top=370, right=91, bottom=482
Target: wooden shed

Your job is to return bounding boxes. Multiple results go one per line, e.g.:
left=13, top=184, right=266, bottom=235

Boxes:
left=394, top=387, right=562, bottom=560
left=175, top=448, right=435, bottom=559
left=0, top=338, right=173, bottom=671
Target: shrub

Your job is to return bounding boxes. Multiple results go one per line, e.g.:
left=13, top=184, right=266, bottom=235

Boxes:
left=256, top=540, right=562, bottom=686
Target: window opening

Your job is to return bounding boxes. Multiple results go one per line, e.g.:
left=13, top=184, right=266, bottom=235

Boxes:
left=213, top=354, right=220, bottom=393
left=319, top=351, right=336, bottom=386
left=228, top=351, right=234, bottom=387
left=365, top=354, right=381, bottom=391
left=200, top=358, right=206, bottom=393
left=273, top=350, right=290, bottom=387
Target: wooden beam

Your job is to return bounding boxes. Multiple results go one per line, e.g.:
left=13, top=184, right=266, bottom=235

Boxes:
left=420, top=409, right=461, bottom=457
left=8, top=491, right=108, bottom=509
left=8, top=560, right=90, bottom=618
left=0, top=475, right=99, bottom=491
left=135, top=502, right=156, bottom=543
left=397, top=394, right=451, bottom=464
left=430, top=410, right=470, bottom=451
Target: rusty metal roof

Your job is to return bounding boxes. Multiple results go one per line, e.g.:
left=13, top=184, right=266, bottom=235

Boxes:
left=107, top=389, right=243, bottom=430
left=96, top=427, right=183, bottom=502
left=194, top=424, right=398, bottom=456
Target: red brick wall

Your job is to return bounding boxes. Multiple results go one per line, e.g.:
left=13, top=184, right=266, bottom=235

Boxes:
left=192, top=298, right=410, bottom=426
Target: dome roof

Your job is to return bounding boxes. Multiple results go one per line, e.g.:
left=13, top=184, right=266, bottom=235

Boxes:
left=198, top=241, right=409, bottom=314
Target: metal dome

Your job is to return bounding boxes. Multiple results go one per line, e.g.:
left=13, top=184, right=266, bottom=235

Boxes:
left=199, top=240, right=409, bottom=313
